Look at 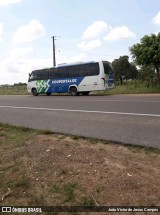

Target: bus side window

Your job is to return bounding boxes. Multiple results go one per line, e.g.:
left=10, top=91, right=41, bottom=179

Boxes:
left=69, top=66, right=83, bottom=77
left=69, top=65, right=83, bottom=77
left=41, top=70, right=49, bottom=80
left=79, top=65, right=84, bottom=77
left=84, top=64, right=92, bottom=76
left=92, top=63, right=99, bottom=75
left=48, top=68, right=54, bottom=79
left=36, top=71, right=41, bottom=80
left=54, top=68, right=60, bottom=79
left=58, top=67, right=69, bottom=78
left=76, top=66, right=81, bottom=77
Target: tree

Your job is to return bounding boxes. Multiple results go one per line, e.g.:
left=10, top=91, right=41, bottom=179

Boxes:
left=130, top=33, right=160, bottom=84
left=112, top=56, right=138, bottom=84
left=129, top=63, right=138, bottom=79
left=138, top=65, right=155, bottom=81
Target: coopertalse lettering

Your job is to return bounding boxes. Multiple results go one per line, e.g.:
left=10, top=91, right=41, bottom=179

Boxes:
left=52, top=79, right=77, bottom=84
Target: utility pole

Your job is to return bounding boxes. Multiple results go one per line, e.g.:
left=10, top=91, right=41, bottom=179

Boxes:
left=51, top=36, right=56, bottom=67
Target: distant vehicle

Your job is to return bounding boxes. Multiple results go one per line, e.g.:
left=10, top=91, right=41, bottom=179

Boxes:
left=27, top=61, right=115, bottom=96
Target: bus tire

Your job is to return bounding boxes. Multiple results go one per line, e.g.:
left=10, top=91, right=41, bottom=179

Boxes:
left=32, top=88, right=38, bottom=96
left=46, top=92, right=52, bottom=96
left=69, top=87, right=78, bottom=96
left=82, top=91, right=89, bottom=96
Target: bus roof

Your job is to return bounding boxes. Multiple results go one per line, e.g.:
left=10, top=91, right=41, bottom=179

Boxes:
left=57, top=61, right=95, bottom=68
left=31, top=60, right=111, bottom=72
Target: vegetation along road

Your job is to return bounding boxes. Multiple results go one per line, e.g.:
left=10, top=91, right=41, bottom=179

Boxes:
left=0, top=94, right=159, bottom=148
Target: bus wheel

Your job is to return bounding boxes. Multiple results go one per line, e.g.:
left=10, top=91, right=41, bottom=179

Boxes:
left=46, top=92, right=51, bottom=96
left=69, top=87, right=78, bottom=96
left=82, top=91, right=89, bottom=96
left=32, top=88, right=38, bottom=96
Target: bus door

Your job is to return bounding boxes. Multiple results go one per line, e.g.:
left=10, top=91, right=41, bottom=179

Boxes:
left=102, top=61, right=115, bottom=89
left=81, top=63, right=99, bottom=91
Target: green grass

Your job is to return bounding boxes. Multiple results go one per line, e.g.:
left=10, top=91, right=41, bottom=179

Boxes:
left=0, top=85, right=29, bottom=95
left=8, top=177, right=30, bottom=189
left=49, top=184, right=61, bottom=194
left=0, top=123, right=39, bottom=147
left=59, top=168, right=68, bottom=176
left=28, top=194, right=45, bottom=205
left=41, top=130, right=54, bottom=135
left=0, top=81, right=159, bottom=95
left=0, top=123, right=159, bottom=154
left=81, top=196, right=96, bottom=206
left=63, top=183, right=77, bottom=202
left=49, top=182, right=77, bottom=203
left=126, top=144, right=160, bottom=154
left=102, top=82, right=160, bottom=95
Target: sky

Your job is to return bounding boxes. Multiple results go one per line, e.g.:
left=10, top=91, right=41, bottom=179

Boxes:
left=0, top=0, right=160, bottom=84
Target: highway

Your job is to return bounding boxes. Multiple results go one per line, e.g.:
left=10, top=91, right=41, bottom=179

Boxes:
left=0, top=94, right=160, bottom=148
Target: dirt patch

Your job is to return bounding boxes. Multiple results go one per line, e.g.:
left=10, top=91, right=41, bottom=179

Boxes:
left=0, top=126, right=160, bottom=215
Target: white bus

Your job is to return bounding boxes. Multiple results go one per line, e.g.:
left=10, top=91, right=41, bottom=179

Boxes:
left=27, top=60, right=115, bottom=96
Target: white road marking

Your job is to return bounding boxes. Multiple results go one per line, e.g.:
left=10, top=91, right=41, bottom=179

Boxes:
left=0, top=96, right=160, bottom=103
left=0, top=105, right=160, bottom=117
left=84, top=99, right=160, bottom=103
left=32, top=98, right=160, bottom=103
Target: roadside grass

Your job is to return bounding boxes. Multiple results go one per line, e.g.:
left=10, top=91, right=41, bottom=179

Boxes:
left=49, top=184, right=61, bottom=194
left=0, top=85, right=29, bottom=95
left=59, top=168, right=68, bottom=176
left=0, top=123, right=160, bottom=154
left=81, top=196, right=96, bottom=206
left=0, top=123, right=39, bottom=147
left=0, top=123, right=160, bottom=212
left=7, top=177, right=30, bottom=189
left=0, top=81, right=159, bottom=95
left=126, top=144, right=160, bottom=154
left=0, top=123, right=160, bottom=157
left=101, top=84, right=160, bottom=95
left=63, top=182, right=77, bottom=202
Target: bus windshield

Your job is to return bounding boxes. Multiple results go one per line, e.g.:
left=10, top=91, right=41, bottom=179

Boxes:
left=28, top=71, right=38, bottom=81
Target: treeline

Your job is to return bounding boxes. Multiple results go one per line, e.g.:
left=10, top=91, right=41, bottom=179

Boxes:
left=14, top=82, right=27, bottom=86
left=0, top=83, right=27, bottom=87
left=112, top=33, right=160, bottom=87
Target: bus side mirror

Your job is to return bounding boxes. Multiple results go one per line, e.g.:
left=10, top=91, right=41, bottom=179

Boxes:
left=29, top=73, right=31, bottom=77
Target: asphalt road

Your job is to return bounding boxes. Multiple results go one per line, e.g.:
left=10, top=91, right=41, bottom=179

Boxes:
left=0, top=94, right=160, bottom=148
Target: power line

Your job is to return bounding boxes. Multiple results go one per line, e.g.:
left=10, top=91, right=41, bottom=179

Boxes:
left=56, top=45, right=119, bottom=57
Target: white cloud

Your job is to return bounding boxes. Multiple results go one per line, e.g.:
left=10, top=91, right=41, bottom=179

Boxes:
left=82, top=21, right=108, bottom=39
left=0, top=51, right=89, bottom=85
left=58, top=53, right=87, bottom=64
left=68, top=53, right=87, bottom=63
left=78, top=39, right=102, bottom=51
left=79, top=22, right=135, bottom=53
left=9, top=47, right=33, bottom=59
left=104, top=26, right=136, bottom=41
left=13, top=19, right=46, bottom=45
left=0, top=22, right=3, bottom=41
left=2, top=47, right=34, bottom=77
left=0, top=56, right=52, bottom=85
left=0, top=0, right=21, bottom=6
left=0, top=47, right=34, bottom=83
left=153, top=11, right=160, bottom=25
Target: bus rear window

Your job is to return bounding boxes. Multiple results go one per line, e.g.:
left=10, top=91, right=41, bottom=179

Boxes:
left=103, top=61, right=113, bottom=74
